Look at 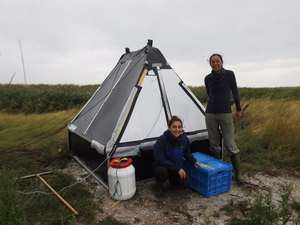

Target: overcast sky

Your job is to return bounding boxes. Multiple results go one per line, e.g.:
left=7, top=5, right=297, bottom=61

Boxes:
left=1, top=0, right=299, bottom=87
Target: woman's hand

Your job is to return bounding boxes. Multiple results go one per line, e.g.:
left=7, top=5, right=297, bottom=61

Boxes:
left=194, top=162, right=202, bottom=168
left=235, top=111, right=242, bottom=120
left=178, top=168, right=186, bottom=179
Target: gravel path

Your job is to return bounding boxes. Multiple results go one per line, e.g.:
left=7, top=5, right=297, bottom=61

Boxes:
left=63, top=160, right=300, bottom=225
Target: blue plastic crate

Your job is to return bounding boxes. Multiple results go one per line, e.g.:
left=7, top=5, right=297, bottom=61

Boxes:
left=183, top=152, right=232, bottom=197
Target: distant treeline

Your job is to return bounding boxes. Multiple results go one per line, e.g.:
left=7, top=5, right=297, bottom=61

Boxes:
left=0, top=84, right=99, bottom=114
left=189, top=86, right=300, bottom=103
left=0, top=84, right=299, bottom=114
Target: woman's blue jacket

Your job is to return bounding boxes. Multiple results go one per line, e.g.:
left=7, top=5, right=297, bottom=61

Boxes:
left=152, top=130, right=196, bottom=172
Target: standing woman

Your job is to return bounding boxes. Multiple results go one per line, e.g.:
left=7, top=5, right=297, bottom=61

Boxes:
left=152, top=116, right=201, bottom=199
left=204, top=54, right=245, bottom=183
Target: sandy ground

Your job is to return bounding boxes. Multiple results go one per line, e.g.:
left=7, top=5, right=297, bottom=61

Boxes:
left=63, top=160, right=300, bottom=225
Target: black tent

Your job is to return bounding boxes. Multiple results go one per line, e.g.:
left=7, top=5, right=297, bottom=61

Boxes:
left=68, top=40, right=216, bottom=188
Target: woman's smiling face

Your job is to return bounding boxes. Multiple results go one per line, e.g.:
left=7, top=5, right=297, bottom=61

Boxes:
left=210, top=55, right=223, bottom=74
left=168, top=121, right=182, bottom=138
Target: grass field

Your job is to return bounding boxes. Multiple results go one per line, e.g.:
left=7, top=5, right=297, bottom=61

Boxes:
left=0, top=85, right=300, bottom=224
left=231, top=98, right=300, bottom=173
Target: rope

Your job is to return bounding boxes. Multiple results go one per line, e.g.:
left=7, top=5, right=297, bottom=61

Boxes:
left=16, top=100, right=162, bottom=195
left=14, top=61, right=166, bottom=196
left=17, top=157, right=108, bottom=195
left=1, top=54, right=145, bottom=154
left=0, top=108, right=78, bottom=155
left=132, top=101, right=164, bottom=158
left=112, top=164, right=122, bottom=197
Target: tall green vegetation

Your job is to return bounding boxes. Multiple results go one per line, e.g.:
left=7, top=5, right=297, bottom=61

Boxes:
left=2, top=85, right=299, bottom=115
left=0, top=84, right=98, bottom=114
left=238, top=86, right=300, bottom=100
left=0, top=110, right=101, bottom=224
left=233, top=98, right=300, bottom=173
left=189, top=86, right=300, bottom=104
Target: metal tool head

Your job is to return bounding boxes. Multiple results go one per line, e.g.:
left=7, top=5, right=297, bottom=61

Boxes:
left=20, top=171, right=53, bottom=179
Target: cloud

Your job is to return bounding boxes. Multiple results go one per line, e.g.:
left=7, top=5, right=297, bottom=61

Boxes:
left=0, top=0, right=300, bottom=87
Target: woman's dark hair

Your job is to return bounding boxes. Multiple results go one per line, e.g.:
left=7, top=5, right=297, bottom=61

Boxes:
left=167, top=116, right=183, bottom=128
left=209, top=54, right=223, bottom=63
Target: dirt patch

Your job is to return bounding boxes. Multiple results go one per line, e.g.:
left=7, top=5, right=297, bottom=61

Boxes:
left=63, top=160, right=300, bottom=225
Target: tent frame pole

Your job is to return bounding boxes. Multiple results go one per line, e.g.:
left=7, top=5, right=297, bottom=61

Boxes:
left=156, top=66, right=172, bottom=121
left=73, top=156, right=109, bottom=190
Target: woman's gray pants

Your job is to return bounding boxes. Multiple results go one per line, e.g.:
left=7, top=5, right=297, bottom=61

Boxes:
left=205, top=113, right=239, bottom=156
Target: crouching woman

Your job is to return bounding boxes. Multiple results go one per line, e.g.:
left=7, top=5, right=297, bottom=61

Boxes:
left=152, top=116, right=201, bottom=200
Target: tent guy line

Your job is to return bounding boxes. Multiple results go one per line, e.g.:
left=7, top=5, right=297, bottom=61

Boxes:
left=83, top=59, right=133, bottom=135
left=16, top=104, right=163, bottom=196
left=70, top=55, right=145, bottom=125
left=17, top=157, right=109, bottom=196
left=0, top=109, right=78, bottom=155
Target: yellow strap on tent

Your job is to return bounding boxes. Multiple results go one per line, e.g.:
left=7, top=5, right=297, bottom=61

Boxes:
left=137, top=69, right=148, bottom=87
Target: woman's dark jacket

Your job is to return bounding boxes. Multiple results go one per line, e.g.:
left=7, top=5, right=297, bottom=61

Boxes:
left=204, top=68, right=242, bottom=113
left=152, top=130, right=196, bottom=172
